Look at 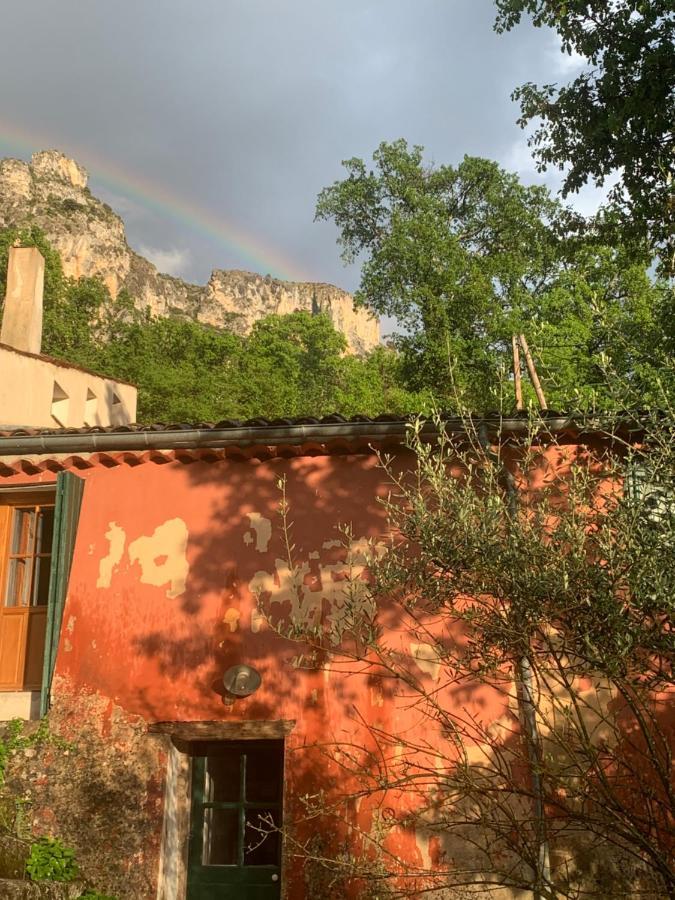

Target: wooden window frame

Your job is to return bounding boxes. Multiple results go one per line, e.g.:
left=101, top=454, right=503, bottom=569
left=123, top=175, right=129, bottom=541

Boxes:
left=0, top=487, right=56, bottom=692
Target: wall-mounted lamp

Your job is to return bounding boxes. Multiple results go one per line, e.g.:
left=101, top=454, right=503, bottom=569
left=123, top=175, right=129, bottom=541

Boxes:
left=223, top=664, right=262, bottom=698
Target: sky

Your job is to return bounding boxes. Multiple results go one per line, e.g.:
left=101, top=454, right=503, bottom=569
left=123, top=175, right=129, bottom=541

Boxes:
left=0, top=0, right=600, bottom=296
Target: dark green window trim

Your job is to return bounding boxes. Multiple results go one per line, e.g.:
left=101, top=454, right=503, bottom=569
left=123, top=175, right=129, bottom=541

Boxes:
left=40, top=471, right=85, bottom=717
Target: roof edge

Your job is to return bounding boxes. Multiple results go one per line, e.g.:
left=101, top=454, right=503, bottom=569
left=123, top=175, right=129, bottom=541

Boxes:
left=0, top=415, right=623, bottom=458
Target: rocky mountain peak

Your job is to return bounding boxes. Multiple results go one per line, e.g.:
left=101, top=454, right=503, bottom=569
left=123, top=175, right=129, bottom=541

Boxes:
left=30, top=150, right=88, bottom=190
left=0, top=150, right=379, bottom=354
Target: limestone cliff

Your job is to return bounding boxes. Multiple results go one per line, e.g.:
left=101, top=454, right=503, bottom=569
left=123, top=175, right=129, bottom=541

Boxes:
left=0, top=150, right=379, bottom=353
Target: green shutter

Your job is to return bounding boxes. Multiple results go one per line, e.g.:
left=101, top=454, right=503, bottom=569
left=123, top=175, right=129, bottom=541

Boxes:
left=40, top=471, right=85, bottom=717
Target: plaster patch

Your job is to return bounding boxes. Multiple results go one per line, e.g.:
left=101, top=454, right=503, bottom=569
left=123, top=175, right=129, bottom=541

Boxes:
left=223, top=608, right=241, bottom=632
left=250, top=608, right=266, bottom=633
left=415, top=827, right=433, bottom=871
left=322, top=539, right=342, bottom=550
left=128, top=518, right=189, bottom=599
left=410, top=642, right=442, bottom=682
left=243, top=532, right=254, bottom=546
left=66, top=615, right=76, bottom=634
left=370, top=687, right=384, bottom=707
left=96, top=522, right=126, bottom=588
left=246, top=513, right=272, bottom=552
left=249, top=537, right=386, bottom=642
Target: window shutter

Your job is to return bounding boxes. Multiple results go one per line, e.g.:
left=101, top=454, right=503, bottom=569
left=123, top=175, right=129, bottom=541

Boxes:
left=40, top=471, right=85, bottom=717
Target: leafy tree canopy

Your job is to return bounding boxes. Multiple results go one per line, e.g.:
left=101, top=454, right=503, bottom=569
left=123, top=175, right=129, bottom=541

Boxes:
left=317, top=140, right=672, bottom=411
left=494, top=0, right=675, bottom=272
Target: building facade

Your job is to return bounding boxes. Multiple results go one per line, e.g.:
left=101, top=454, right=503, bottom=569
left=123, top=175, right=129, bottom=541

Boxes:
left=1, top=416, right=663, bottom=899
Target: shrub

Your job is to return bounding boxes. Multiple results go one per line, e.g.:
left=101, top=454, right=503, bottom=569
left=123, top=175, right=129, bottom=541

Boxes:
left=26, top=837, right=78, bottom=882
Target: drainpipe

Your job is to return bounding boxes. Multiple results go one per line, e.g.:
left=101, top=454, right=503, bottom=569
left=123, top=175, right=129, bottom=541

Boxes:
left=477, top=423, right=553, bottom=899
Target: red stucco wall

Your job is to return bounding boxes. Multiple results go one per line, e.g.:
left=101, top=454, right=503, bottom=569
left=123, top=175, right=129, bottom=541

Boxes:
left=6, top=440, right=661, bottom=898
left=39, top=452, right=513, bottom=897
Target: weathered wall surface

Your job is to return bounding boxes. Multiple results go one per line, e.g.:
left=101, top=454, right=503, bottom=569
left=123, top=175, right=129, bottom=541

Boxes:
left=4, top=440, right=665, bottom=899
left=1, top=443, right=668, bottom=898
left=3, top=688, right=167, bottom=899
left=0, top=880, right=82, bottom=899
left=44, top=453, right=515, bottom=899
left=0, top=345, right=137, bottom=428
left=0, top=151, right=379, bottom=354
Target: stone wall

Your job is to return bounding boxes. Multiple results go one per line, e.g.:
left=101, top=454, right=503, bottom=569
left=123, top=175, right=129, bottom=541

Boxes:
left=0, top=881, right=82, bottom=899
left=2, top=684, right=167, bottom=900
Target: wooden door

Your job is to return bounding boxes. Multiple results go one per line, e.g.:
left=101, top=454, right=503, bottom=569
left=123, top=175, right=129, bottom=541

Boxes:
left=187, top=740, right=284, bottom=900
left=0, top=502, right=55, bottom=691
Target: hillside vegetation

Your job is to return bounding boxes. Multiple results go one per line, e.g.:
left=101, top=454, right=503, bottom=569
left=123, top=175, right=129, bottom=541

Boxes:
left=2, top=147, right=672, bottom=422
left=0, top=226, right=423, bottom=423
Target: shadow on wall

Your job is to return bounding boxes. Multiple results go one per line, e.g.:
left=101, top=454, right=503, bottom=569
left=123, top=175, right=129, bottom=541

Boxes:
left=123, top=449, right=401, bottom=723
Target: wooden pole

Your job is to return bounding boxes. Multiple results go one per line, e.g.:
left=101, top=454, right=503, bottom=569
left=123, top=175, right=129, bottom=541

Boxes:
left=512, top=335, right=524, bottom=411
left=518, top=333, right=548, bottom=410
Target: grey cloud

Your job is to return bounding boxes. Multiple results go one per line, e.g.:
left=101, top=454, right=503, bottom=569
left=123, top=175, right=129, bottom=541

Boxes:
left=1, top=0, right=577, bottom=293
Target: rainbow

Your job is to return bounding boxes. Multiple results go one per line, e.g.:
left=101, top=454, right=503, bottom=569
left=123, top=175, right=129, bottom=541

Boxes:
left=0, top=119, right=312, bottom=282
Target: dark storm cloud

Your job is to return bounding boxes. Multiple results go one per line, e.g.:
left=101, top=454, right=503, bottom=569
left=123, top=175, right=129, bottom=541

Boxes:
left=0, top=0, right=581, bottom=290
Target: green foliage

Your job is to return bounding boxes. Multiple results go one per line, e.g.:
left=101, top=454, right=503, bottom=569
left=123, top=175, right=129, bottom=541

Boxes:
left=26, top=837, right=79, bottom=882
left=0, top=720, right=26, bottom=786
left=494, top=0, right=675, bottom=272
left=1, top=225, right=426, bottom=421
left=0, top=718, right=73, bottom=788
left=317, top=139, right=672, bottom=410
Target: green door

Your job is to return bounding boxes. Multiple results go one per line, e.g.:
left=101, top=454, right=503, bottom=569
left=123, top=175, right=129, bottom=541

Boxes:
left=187, top=740, right=284, bottom=900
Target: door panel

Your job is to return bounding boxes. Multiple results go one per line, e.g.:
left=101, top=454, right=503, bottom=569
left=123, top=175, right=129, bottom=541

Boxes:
left=187, top=741, right=283, bottom=900
left=23, top=608, right=48, bottom=690
left=0, top=501, right=56, bottom=693
left=0, top=610, right=26, bottom=688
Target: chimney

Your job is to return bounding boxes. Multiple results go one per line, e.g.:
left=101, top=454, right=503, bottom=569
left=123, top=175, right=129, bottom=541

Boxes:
left=1, top=246, right=45, bottom=355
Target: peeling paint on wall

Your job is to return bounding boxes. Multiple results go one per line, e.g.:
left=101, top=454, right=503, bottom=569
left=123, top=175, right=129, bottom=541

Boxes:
left=245, top=512, right=272, bottom=552
left=410, top=643, right=442, bottom=682
left=128, top=518, right=189, bottom=599
left=322, top=539, right=342, bottom=550
left=96, top=522, right=126, bottom=588
left=249, top=537, right=386, bottom=641
left=250, top=608, right=266, bottom=633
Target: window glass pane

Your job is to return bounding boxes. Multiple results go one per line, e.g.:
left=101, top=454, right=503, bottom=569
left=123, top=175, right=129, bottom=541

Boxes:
left=202, top=807, right=239, bottom=865
left=244, top=810, right=280, bottom=866
left=35, top=508, right=54, bottom=555
left=5, top=557, right=30, bottom=607
left=205, top=752, right=240, bottom=803
left=245, top=743, right=283, bottom=803
left=10, top=509, right=35, bottom=555
left=32, top=556, right=51, bottom=606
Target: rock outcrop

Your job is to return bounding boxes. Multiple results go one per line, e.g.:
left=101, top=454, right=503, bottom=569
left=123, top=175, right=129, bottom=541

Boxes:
left=0, top=151, right=379, bottom=353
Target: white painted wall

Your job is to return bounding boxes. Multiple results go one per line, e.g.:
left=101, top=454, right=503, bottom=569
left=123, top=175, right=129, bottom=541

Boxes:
left=0, top=345, right=137, bottom=428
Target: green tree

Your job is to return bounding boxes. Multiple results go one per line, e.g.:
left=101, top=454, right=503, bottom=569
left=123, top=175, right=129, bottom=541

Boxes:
left=317, top=140, right=670, bottom=411
left=317, top=143, right=565, bottom=409
left=238, top=312, right=347, bottom=417
left=495, top=0, right=675, bottom=272
left=2, top=227, right=429, bottom=422
left=97, top=314, right=244, bottom=423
